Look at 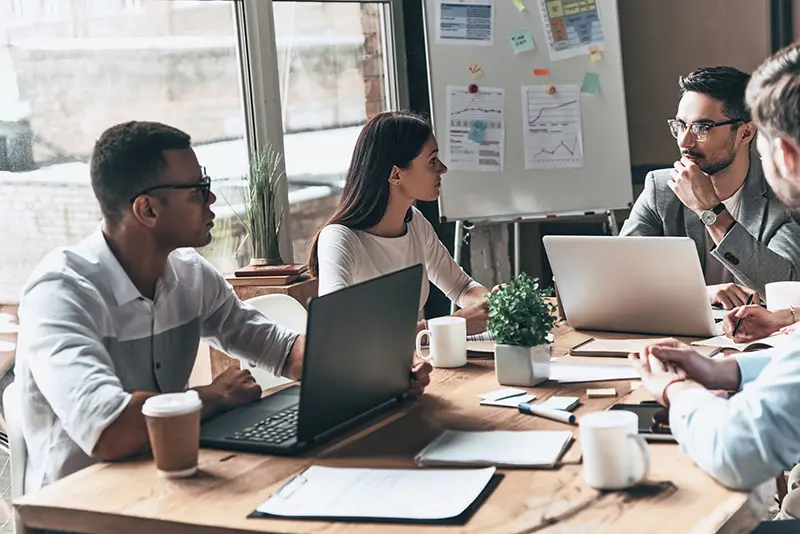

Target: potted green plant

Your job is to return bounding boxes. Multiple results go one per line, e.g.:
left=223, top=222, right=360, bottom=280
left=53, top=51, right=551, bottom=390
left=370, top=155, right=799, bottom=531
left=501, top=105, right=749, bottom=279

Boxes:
left=243, top=143, right=285, bottom=266
left=487, top=273, right=558, bottom=387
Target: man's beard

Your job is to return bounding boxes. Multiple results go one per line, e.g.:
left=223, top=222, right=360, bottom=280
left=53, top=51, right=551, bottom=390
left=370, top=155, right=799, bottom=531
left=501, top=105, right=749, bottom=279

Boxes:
left=683, top=148, right=736, bottom=175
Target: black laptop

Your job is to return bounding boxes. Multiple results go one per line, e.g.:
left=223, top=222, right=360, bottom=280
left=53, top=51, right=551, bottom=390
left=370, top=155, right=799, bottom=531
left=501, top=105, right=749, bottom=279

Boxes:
left=200, top=264, right=422, bottom=455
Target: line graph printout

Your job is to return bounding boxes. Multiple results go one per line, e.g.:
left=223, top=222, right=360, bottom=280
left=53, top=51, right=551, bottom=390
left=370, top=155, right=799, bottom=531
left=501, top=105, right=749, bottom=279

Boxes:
left=446, top=86, right=505, bottom=172
left=522, top=85, right=583, bottom=169
left=537, top=0, right=605, bottom=61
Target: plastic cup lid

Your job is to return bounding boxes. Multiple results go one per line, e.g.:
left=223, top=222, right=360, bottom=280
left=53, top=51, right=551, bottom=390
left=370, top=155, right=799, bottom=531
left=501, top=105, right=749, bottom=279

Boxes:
left=142, top=390, right=202, bottom=418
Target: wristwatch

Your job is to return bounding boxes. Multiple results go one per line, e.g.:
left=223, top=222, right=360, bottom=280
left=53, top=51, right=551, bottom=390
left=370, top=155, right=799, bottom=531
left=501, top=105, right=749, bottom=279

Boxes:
left=700, top=202, right=726, bottom=226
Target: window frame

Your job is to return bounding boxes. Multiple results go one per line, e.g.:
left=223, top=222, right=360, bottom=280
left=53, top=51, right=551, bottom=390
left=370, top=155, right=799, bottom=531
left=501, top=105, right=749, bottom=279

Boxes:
left=234, top=0, right=409, bottom=261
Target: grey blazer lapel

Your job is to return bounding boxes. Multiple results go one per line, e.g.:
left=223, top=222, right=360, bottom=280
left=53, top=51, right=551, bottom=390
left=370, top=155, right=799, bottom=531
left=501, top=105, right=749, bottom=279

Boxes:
left=735, top=155, right=768, bottom=240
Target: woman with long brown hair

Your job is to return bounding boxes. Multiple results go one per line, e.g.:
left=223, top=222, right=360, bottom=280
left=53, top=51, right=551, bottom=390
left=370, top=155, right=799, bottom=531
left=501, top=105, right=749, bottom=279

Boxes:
left=308, top=111, right=495, bottom=334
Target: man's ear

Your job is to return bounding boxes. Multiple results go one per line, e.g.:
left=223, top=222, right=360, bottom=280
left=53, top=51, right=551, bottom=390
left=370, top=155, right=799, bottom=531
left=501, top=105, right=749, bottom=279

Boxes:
left=775, top=136, right=800, bottom=178
left=388, top=165, right=402, bottom=187
left=130, top=196, right=160, bottom=228
left=740, top=121, right=756, bottom=144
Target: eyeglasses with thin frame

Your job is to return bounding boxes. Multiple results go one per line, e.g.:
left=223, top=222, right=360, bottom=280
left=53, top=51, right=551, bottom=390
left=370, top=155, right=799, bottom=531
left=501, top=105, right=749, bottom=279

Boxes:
left=667, top=118, right=744, bottom=143
left=129, top=167, right=212, bottom=204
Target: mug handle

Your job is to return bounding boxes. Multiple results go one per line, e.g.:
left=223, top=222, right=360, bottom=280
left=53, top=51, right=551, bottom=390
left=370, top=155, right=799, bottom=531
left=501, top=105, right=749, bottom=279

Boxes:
left=627, top=433, right=651, bottom=483
left=415, top=330, right=434, bottom=362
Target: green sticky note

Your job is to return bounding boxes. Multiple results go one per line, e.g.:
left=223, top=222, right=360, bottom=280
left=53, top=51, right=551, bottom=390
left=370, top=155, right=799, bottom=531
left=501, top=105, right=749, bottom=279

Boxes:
left=581, top=72, right=600, bottom=94
left=509, top=29, right=536, bottom=54
left=468, top=120, right=488, bottom=142
left=511, top=0, right=526, bottom=11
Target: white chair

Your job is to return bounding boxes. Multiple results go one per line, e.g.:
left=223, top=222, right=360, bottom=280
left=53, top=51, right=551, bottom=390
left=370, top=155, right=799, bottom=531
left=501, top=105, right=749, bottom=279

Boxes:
left=243, top=294, right=308, bottom=390
left=3, top=381, right=25, bottom=501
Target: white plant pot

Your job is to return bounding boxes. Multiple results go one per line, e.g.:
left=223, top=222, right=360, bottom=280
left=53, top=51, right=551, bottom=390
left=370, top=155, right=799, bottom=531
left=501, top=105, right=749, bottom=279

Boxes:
left=494, top=343, right=551, bottom=387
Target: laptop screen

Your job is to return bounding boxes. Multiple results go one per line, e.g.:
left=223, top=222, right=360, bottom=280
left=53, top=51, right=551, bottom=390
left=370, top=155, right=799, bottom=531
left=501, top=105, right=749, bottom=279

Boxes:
left=296, top=264, right=422, bottom=441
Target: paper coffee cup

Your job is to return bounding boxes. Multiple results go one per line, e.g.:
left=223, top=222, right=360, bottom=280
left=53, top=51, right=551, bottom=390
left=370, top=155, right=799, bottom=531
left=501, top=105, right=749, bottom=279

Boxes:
left=142, top=391, right=203, bottom=478
left=765, top=282, right=800, bottom=312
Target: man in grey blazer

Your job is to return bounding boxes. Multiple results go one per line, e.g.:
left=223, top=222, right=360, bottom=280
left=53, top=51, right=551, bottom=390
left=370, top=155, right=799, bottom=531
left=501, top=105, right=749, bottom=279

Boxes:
left=621, top=66, right=800, bottom=309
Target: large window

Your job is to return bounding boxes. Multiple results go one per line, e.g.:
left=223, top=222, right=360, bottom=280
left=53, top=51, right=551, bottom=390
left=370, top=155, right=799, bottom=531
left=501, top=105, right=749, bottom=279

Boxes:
left=274, top=1, right=395, bottom=263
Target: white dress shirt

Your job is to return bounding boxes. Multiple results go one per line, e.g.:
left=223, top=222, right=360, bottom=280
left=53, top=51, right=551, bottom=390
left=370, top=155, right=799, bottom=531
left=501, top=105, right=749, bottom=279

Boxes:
left=14, top=230, right=298, bottom=493
left=670, top=338, right=800, bottom=490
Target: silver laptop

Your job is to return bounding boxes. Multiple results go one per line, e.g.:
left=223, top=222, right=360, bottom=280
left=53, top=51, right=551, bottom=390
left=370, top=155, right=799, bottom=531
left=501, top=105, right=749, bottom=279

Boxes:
left=543, top=236, right=718, bottom=337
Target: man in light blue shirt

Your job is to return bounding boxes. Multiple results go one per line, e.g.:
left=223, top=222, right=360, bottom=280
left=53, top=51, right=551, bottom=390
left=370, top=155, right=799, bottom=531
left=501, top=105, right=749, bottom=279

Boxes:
left=630, top=42, right=800, bottom=493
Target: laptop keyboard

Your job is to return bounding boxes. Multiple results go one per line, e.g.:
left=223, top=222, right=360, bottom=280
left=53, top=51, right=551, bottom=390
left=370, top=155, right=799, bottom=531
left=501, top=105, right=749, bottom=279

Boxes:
left=228, top=406, right=299, bottom=445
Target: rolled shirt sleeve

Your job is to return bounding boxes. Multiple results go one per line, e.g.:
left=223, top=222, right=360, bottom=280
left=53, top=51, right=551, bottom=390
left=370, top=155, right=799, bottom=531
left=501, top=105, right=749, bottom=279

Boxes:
left=17, top=276, right=132, bottom=456
left=197, top=253, right=299, bottom=376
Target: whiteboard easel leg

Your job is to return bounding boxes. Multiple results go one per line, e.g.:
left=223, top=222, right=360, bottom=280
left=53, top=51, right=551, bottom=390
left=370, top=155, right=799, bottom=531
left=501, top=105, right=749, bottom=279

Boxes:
left=513, top=222, right=521, bottom=278
left=607, top=210, right=620, bottom=236
left=452, top=220, right=464, bottom=314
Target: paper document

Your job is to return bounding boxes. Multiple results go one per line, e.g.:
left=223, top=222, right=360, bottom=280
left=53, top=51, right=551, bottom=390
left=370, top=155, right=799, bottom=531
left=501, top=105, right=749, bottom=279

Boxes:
left=549, top=363, right=639, bottom=383
left=447, top=85, right=505, bottom=172
left=257, top=465, right=495, bottom=520
left=692, top=333, right=793, bottom=353
left=537, top=0, right=605, bottom=61
left=437, top=0, right=494, bottom=45
left=480, top=394, right=536, bottom=408
left=522, top=85, right=583, bottom=169
left=416, top=430, right=573, bottom=468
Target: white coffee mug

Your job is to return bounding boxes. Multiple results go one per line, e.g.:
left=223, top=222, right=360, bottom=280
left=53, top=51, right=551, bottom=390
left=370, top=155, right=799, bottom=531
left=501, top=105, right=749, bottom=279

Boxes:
left=580, top=410, right=650, bottom=490
left=415, top=317, right=467, bottom=368
left=765, top=281, right=800, bottom=311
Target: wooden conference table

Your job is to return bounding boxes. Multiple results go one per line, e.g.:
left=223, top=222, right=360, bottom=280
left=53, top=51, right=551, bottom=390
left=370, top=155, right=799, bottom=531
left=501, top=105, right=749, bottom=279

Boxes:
left=14, top=323, right=773, bottom=534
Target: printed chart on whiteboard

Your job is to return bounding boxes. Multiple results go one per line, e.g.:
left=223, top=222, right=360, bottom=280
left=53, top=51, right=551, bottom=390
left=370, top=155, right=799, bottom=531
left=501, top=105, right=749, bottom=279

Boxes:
left=437, top=0, right=494, bottom=46
left=446, top=85, right=505, bottom=172
left=522, top=85, right=583, bottom=169
left=537, top=0, right=605, bottom=61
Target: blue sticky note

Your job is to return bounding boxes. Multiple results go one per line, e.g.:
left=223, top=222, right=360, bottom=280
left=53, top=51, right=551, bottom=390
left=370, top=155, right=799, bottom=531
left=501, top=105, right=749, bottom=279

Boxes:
left=468, top=120, right=487, bottom=142
left=581, top=72, right=600, bottom=94
left=509, top=29, right=536, bottom=54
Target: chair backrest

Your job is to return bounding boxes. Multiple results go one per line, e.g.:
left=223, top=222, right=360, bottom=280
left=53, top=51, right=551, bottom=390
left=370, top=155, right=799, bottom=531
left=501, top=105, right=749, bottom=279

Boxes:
left=242, top=294, right=308, bottom=389
left=3, top=381, right=26, bottom=499
left=245, top=294, right=307, bottom=334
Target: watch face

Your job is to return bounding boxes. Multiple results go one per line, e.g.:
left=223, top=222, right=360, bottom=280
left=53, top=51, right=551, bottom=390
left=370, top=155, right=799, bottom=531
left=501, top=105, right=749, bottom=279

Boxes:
left=700, top=210, right=717, bottom=225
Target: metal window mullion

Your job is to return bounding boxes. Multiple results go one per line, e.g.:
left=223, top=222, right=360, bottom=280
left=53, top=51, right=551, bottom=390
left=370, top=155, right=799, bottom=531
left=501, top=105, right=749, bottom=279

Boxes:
left=234, top=0, right=293, bottom=263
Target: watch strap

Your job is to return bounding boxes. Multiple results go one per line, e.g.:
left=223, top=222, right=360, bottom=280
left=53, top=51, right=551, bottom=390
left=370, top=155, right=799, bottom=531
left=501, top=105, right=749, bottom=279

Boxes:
left=711, top=202, right=726, bottom=215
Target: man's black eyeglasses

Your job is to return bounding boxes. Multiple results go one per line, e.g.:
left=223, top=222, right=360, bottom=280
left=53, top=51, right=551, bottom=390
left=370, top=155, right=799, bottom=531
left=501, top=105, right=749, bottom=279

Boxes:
left=129, top=168, right=212, bottom=204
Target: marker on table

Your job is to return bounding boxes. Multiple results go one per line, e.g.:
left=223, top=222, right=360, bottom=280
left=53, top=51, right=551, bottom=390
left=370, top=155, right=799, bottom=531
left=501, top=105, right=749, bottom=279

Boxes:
left=731, top=293, right=755, bottom=338
left=518, top=402, right=576, bottom=425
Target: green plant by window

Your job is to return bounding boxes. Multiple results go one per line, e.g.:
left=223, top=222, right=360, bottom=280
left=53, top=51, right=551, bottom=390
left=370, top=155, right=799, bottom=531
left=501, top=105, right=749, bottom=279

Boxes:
left=487, top=272, right=557, bottom=346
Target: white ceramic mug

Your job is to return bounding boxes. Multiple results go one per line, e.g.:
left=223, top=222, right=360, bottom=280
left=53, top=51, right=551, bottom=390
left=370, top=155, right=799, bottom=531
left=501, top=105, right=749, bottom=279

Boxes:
left=765, top=281, right=800, bottom=311
left=415, top=317, right=467, bottom=368
left=580, top=410, right=650, bottom=490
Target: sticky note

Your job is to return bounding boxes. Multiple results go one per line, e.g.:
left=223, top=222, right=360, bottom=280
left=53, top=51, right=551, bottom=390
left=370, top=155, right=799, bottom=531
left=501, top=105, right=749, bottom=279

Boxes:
left=587, top=388, right=617, bottom=398
left=540, top=396, right=580, bottom=411
left=468, top=119, right=488, bottom=142
left=509, top=29, right=536, bottom=54
left=533, top=68, right=549, bottom=77
left=581, top=72, right=600, bottom=94
left=512, top=0, right=526, bottom=11
left=468, top=63, right=484, bottom=79
left=588, top=45, right=603, bottom=62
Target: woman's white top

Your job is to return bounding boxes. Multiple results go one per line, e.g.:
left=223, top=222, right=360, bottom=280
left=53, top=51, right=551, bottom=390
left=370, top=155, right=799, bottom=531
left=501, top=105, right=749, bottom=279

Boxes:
left=316, top=207, right=482, bottom=311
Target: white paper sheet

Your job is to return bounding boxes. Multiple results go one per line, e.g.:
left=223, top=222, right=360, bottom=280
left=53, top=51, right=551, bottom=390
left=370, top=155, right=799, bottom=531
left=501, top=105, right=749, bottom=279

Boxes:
left=257, top=465, right=495, bottom=520
left=480, top=393, right=536, bottom=407
left=521, top=85, right=583, bottom=169
left=549, top=363, right=639, bottom=383
left=446, top=85, right=505, bottom=172
left=416, top=430, right=573, bottom=468
left=536, top=0, right=605, bottom=61
left=691, top=333, right=792, bottom=352
left=437, top=0, right=494, bottom=45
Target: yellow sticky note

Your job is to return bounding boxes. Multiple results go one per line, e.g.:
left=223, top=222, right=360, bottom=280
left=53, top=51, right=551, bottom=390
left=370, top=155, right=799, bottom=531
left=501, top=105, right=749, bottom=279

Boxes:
left=512, top=0, right=526, bottom=11
left=589, top=45, right=602, bottom=62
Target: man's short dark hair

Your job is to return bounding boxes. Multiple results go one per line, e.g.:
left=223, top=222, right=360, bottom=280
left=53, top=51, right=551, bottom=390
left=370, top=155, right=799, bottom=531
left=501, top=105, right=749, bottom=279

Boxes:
left=90, top=121, right=191, bottom=221
left=747, top=43, right=800, bottom=147
left=679, top=66, right=752, bottom=122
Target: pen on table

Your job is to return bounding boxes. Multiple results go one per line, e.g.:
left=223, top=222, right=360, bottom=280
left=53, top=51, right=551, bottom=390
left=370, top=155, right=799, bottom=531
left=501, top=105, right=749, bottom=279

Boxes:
left=518, top=402, right=576, bottom=424
left=731, top=293, right=755, bottom=338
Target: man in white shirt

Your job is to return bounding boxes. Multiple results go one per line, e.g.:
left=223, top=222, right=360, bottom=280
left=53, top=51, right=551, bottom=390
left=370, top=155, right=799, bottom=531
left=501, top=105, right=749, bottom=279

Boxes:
left=14, top=121, right=432, bottom=494
left=620, top=66, right=800, bottom=308
left=629, top=43, right=800, bottom=493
